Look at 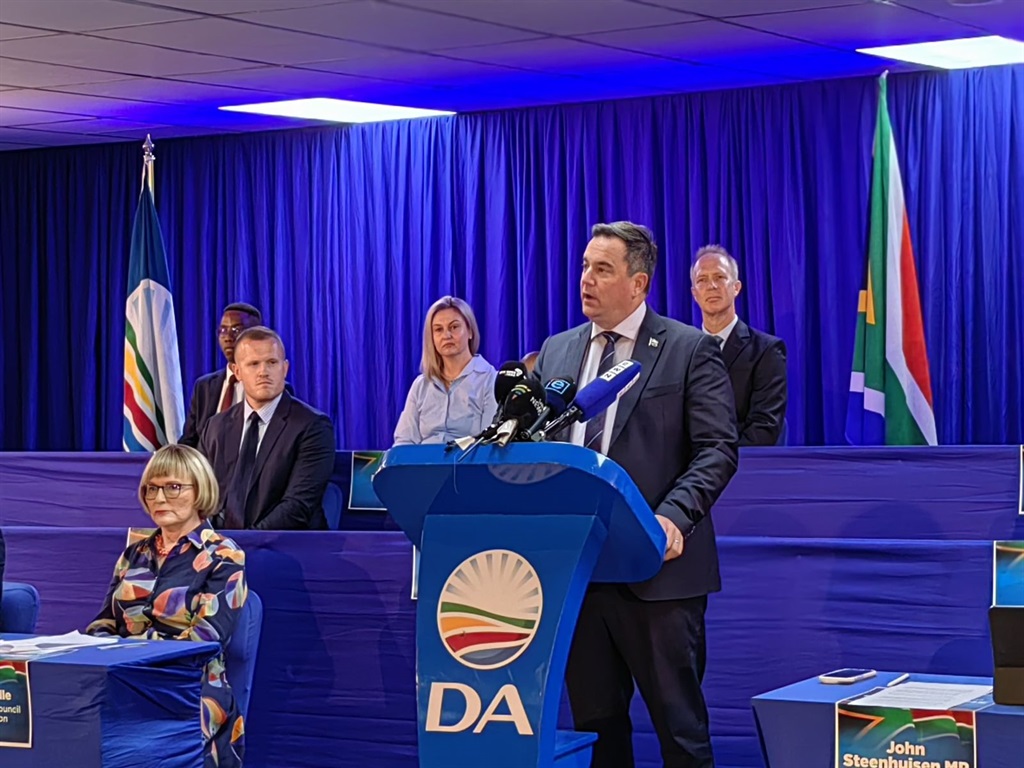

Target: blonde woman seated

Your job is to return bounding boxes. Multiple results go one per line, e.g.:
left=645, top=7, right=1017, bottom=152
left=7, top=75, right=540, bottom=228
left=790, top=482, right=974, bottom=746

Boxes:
left=87, top=444, right=247, bottom=768
left=394, top=296, right=498, bottom=445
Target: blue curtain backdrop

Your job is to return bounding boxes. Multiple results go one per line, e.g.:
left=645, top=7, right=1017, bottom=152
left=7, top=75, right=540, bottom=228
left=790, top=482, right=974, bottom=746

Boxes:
left=1, top=66, right=1021, bottom=451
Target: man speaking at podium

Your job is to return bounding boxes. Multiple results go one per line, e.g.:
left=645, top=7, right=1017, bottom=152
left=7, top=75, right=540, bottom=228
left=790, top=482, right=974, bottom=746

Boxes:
left=534, top=222, right=739, bottom=768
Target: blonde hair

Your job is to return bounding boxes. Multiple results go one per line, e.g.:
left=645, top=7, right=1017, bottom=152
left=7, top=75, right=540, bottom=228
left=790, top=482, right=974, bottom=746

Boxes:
left=421, top=296, right=481, bottom=385
left=139, top=444, right=220, bottom=520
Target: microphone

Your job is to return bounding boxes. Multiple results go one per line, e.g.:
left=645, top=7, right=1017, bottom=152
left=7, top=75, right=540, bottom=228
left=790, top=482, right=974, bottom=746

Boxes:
left=493, top=378, right=547, bottom=447
left=533, top=359, right=642, bottom=441
left=447, top=361, right=529, bottom=452
left=523, top=376, right=577, bottom=439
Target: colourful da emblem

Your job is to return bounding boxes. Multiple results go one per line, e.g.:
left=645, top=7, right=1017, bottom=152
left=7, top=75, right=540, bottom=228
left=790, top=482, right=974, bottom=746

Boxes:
left=437, top=550, right=543, bottom=670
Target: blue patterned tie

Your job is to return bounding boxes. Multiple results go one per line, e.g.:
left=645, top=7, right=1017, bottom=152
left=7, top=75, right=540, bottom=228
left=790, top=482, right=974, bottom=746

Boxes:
left=583, top=331, right=621, bottom=452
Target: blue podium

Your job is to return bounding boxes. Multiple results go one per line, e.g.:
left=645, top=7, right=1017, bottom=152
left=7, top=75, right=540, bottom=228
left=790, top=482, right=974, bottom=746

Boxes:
left=373, top=443, right=666, bottom=768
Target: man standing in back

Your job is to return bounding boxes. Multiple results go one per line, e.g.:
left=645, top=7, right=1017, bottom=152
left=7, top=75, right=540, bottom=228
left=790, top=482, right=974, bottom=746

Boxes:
left=691, top=245, right=787, bottom=446
left=535, top=222, right=738, bottom=767
left=180, top=303, right=262, bottom=448
left=200, top=327, right=334, bottom=530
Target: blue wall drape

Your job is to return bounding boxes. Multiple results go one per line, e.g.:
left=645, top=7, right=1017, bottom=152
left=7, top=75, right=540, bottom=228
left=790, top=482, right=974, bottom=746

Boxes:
left=2, top=66, right=1021, bottom=451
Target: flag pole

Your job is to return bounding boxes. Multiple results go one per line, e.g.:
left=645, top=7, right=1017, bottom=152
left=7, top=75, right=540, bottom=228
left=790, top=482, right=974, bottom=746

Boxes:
left=142, top=134, right=155, bottom=199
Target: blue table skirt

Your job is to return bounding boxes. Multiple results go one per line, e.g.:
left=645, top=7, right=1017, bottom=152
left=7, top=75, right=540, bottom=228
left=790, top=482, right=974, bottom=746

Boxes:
left=1, top=636, right=219, bottom=768
left=752, top=672, right=1024, bottom=768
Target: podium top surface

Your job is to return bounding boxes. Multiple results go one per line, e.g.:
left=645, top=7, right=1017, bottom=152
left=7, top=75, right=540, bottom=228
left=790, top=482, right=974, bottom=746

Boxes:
left=373, top=443, right=666, bottom=583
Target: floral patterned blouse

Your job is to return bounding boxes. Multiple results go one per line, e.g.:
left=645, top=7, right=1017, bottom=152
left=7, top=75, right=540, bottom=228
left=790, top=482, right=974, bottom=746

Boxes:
left=87, top=522, right=247, bottom=768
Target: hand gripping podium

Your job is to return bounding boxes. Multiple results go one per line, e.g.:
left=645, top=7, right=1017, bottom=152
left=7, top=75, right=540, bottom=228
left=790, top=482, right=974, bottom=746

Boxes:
left=373, top=443, right=667, bottom=768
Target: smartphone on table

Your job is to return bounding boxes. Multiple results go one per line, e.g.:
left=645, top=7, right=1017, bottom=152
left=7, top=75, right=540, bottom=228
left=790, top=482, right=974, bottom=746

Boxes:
left=817, top=668, right=877, bottom=684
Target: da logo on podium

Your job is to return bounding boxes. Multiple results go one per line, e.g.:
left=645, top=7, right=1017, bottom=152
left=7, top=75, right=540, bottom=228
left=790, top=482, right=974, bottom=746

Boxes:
left=427, top=549, right=543, bottom=735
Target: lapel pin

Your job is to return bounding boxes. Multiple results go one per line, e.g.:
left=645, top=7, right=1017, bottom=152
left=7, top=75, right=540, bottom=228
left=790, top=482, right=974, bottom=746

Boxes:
left=649, top=338, right=659, bottom=348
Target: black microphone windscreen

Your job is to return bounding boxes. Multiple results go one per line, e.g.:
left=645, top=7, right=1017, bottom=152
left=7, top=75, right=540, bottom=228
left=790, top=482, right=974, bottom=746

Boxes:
left=542, top=377, right=577, bottom=417
left=494, top=362, right=529, bottom=407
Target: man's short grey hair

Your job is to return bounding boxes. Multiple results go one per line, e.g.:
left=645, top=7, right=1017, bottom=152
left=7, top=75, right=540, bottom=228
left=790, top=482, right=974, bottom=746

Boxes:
left=591, top=221, right=657, bottom=293
left=691, top=244, right=740, bottom=284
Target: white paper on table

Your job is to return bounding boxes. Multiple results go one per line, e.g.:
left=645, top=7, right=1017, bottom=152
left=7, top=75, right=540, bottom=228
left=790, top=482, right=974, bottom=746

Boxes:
left=849, top=682, right=992, bottom=710
left=0, top=630, right=119, bottom=654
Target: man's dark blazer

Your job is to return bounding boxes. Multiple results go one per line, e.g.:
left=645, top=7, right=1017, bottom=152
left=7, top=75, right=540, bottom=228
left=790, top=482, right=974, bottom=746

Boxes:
left=181, top=370, right=294, bottom=448
left=535, top=306, right=739, bottom=601
left=721, top=319, right=787, bottom=447
left=200, top=391, right=334, bottom=530
left=180, top=370, right=227, bottom=448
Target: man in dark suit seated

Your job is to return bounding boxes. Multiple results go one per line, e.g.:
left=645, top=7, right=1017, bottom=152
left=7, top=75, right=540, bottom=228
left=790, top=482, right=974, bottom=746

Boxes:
left=691, top=244, right=788, bottom=447
left=200, top=327, right=334, bottom=530
left=180, top=302, right=263, bottom=448
left=534, top=222, right=739, bottom=768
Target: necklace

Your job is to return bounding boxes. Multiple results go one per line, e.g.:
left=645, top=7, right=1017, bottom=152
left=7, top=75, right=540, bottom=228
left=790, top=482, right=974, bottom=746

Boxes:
left=155, top=534, right=177, bottom=558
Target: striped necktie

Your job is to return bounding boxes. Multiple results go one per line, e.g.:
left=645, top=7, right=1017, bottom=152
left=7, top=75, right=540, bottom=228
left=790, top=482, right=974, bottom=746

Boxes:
left=583, top=331, right=621, bottom=452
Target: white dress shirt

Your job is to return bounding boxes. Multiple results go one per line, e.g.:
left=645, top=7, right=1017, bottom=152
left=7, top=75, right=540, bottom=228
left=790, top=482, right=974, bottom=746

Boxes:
left=240, top=392, right=284, bottom=454
left=702, top=314, right=739, bottom=349
left=570, top=302, right=647, bottom=455
left=217, top=364, right=243, bottom=411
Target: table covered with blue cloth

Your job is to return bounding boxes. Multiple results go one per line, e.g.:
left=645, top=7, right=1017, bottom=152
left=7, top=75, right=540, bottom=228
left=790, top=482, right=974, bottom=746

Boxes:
left=0, top=636, right=220, bottom=768
left=752, top=672, right=1024, bottom=768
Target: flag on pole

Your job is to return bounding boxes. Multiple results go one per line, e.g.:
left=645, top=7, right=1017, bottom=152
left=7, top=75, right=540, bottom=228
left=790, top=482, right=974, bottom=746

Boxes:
left=846, top=74, right=937, bottom=446
left=123, top=136, right=184, bottom=451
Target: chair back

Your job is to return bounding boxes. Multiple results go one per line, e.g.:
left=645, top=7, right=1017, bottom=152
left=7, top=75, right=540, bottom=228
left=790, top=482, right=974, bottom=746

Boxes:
left=1, top=582, right=41, bottom=633
left=323, top=481, right=343, bottom=530
left=225, top=590, right=263, bottom=720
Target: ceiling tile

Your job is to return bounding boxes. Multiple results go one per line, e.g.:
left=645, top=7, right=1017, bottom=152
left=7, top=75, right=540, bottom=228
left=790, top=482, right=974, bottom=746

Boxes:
left=442, top=38, right=677, bottom=77
left=59, top=77, right=285, bottom=105
left=306, top=52, right=528, bottom=86
left=137, top=0, right=357, bottom=14
left=95, top=17, right=384, bottom=65
left=233, top=0, right=541, bottom=51
left=0, top=23, right=59, bottom=40
left=0, top=105, right=90, bottom=126
left=581, top=21, right=798, bottom=62
left=0, top=34, right=256, bottom=76
left=389, top=0, right=699, bottom=36
left=895, top=0, right=1024, bottom=40
left=739, top=2, right=979, bottom=49
left=0, top=0, right=198, bottom=32
left=0, top=141, right=38, bottom=150
left=637, top=0, right=868, bottom=16
left=0, top=89, right=148, bottom=117
left=0, top=126, right=128, bottom=145
left=14, top=117, right=173, bottom=134
left=0, top=58, right=136, bottom=88
left=177, top=65, right=398, bottom=95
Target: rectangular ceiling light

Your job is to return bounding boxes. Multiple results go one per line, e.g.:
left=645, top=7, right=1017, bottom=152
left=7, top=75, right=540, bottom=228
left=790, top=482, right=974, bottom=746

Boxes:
left=857, top=35, right=1024, bottom=69
left=220, top=98, right=455, bottom=123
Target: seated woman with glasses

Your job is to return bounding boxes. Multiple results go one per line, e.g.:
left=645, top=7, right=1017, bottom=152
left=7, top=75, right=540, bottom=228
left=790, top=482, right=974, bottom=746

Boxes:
left=394, top=296, right=498, bottom=445
left=87, top=444, right=247, bottom=768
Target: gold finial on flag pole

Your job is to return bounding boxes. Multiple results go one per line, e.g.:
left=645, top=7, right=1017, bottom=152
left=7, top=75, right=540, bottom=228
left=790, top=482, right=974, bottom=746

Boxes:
left=142, top=134, right=155, bottom=197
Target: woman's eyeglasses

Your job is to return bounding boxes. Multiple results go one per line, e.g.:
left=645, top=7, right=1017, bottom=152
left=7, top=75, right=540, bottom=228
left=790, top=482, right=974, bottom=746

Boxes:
left=144, top=483, right=194, bottom=500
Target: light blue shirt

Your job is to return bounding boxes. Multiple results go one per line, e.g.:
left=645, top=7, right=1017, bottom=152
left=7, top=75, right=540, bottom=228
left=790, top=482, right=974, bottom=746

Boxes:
left=393, top=356, right=498, bottom=445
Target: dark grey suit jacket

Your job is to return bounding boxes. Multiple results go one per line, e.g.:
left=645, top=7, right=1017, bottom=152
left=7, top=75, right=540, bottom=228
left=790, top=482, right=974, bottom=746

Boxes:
left=535, top=306, right=739, bottom=600
left=200, top=391, right=334, bottom=530
left=722, top=319, right=787, bottom=447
